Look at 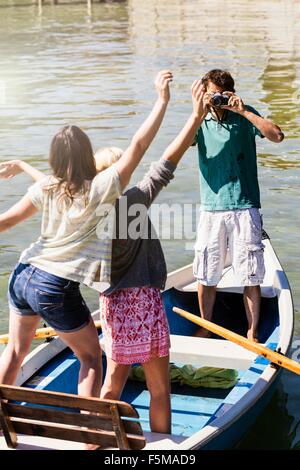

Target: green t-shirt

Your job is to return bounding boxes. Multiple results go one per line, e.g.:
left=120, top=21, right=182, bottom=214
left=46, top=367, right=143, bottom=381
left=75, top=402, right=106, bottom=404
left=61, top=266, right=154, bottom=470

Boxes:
left=196, top=105, right=264, bottom=211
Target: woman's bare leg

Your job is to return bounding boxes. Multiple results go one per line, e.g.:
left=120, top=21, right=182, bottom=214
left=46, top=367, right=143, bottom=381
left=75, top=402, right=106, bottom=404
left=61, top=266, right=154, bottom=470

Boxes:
left=142, top=355, right=171, bottom=434
left=0, top=311, right=41, bottom=384
left=0, top=313, right=102, bottom=397
left=58, top=318, right=103, bottom=450
left=100, top=357, right=131, bottom=400
left=57, top=318, right=102, bottom=398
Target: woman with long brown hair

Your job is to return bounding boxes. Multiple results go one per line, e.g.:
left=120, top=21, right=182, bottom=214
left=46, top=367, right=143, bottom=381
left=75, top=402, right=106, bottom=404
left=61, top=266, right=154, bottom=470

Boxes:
left=1, top=78, right=207, bottom=435
left=0, top=71, right=173, bottom=405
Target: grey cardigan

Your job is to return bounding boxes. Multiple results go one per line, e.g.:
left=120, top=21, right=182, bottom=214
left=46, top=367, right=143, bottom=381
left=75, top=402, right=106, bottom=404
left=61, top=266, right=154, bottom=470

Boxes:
left=104, top=158, right=176, bottom=295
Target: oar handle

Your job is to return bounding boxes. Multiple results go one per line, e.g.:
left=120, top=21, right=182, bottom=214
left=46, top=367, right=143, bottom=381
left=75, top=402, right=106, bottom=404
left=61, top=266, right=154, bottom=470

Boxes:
left=0, top=320, right=102, bottom=345
left=173, top=307, right=300, bottom=376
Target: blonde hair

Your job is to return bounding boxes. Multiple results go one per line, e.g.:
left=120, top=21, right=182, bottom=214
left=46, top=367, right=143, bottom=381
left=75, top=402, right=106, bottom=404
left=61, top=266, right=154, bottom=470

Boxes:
left=94, top=147, right=123, bottom=172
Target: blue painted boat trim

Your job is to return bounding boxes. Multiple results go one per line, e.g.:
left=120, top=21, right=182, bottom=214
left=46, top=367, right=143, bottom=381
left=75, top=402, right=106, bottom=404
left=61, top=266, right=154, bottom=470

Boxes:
left=199, top=373, right=282, bottom=450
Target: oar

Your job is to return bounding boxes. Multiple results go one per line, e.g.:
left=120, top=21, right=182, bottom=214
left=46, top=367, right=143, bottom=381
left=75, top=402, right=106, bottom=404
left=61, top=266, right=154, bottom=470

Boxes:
left=0, top=320, right=102, bottom=345
left=173, top=306, right=300, bottom=375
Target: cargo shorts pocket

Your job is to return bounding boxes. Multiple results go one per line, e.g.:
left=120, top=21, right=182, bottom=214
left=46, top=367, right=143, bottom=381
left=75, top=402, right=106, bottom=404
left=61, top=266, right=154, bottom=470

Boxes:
left=248, top=209, right=263, bottom=239
left=247, top=244, right=265, bottom=283
left=193, top=248, right=207, bottom=281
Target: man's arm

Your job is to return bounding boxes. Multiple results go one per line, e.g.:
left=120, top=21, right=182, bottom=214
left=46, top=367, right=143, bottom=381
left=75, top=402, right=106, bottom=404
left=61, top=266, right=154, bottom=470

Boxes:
left=0, top=195, right=37, bottom=232
left=241, top=109, right=284, bottom=143
left=116, top=70, right=172, bottom=189
left=222, top=93, right=284, bottom=143
left=0, top=160, right=45, bottom=182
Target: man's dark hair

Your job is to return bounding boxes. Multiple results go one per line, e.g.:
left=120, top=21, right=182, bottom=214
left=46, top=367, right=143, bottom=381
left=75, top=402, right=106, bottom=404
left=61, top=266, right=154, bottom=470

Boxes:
left=201, top=69, right=235, bottom=92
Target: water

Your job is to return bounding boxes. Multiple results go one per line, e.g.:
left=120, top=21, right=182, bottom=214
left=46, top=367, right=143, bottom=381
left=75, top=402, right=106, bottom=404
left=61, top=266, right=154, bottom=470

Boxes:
left=0, top=0, right=299, bottom=449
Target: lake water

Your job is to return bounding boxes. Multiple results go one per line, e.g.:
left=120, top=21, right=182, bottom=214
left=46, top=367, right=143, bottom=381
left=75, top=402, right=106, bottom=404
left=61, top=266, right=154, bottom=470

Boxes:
left=0, top=0, right=299, bottom=449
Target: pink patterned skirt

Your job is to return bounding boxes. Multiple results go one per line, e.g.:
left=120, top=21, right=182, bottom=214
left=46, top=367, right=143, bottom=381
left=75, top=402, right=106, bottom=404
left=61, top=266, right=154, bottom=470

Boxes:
left=99, top=287, right=170, bottom=365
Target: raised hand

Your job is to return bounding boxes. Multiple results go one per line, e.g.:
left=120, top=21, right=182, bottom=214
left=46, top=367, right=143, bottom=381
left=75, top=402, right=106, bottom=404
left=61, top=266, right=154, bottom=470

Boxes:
left=0, top=160, right=45, bottom=182
left=191, top=81, right=209, bottom=118
left=115, top=70, right=172, bottom=189
left=155, top=70, right=173, bottom=104
left=0, top=160, right=23, bottom=179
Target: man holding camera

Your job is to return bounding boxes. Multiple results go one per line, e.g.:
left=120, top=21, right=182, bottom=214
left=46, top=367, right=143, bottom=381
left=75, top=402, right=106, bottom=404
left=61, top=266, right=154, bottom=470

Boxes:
left=193, top=69, right=284, bottom=342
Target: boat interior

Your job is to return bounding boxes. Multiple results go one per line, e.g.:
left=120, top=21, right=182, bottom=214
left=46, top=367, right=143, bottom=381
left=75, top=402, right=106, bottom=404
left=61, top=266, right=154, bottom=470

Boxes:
left=20, top=276, right=280, bottom=445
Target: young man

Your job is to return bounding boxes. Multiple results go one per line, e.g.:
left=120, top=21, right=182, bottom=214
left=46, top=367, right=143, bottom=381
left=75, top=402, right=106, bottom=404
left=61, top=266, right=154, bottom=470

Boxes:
left=193, top=69, right=284, bottom=342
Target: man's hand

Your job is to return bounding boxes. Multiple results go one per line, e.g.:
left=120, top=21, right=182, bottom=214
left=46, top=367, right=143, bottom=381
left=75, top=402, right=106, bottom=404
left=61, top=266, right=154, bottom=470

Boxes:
left=155, top=70, right=173, bottom=104
left=221, top=91, right=246, bottom=115
left=221, top=91, right=284, bottom=143
left=191, top=81, right=209, bottom=118
left=0, top=160, right=23, bottom=179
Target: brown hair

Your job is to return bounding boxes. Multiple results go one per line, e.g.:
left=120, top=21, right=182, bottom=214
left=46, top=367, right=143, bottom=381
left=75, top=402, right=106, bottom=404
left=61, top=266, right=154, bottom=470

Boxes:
left=47, top=125, right=97, bottom=208
left=201, top=69, right=235, bottom=92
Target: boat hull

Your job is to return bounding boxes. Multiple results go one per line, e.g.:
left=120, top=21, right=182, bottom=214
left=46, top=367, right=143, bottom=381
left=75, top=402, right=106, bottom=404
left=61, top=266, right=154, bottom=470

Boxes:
left=0, top=235, right=293, bottom=451
left=199, top=372, right=282, bottom=450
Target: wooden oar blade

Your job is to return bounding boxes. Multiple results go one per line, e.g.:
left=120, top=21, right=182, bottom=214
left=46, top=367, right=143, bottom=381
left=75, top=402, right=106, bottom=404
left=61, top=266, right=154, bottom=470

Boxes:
left=0, top=320, right=102, bottom=345
left=172, top=306, right=300, bottom=376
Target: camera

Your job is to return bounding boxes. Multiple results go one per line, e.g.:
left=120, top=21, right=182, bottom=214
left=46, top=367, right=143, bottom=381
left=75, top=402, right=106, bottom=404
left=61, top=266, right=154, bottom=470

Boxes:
left=210, top=92, right=229, bottom=108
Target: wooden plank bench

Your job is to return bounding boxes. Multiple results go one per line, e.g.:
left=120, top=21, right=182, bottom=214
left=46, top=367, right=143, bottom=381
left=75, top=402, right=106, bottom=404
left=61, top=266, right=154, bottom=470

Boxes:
left=0, top=384, right=145, bottom=450
left=99, top=334, right=256, bottom=370
left=169, top=335, right=257, bottom=370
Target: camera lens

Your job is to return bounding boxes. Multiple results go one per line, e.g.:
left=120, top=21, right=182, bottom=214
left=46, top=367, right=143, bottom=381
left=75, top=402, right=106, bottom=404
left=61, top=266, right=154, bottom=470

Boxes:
left=211, top=93, right=229, bottom=107
left=211, top=93, right=223, bottom=107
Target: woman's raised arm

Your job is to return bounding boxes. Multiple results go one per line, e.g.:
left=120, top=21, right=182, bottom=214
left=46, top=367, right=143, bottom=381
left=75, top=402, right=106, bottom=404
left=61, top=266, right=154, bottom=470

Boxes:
left=0, top=161, right=42, bottom=232
left=116, top=70, right=173, bottom=189
left=0, top=160, right=44, bottom=182
left=162, top=80, right=207, bottom=165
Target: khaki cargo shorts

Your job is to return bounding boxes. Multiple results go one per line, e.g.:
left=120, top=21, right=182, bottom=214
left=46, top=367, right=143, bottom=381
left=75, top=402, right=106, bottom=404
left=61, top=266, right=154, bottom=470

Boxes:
left=193, top=208, right=265, bottom=287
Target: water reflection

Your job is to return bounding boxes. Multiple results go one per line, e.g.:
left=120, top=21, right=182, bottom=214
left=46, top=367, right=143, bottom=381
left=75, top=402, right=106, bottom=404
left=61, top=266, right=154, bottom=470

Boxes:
left=0, top=0, right=299, bottom=321
left=0, top=0, right=299, bottom=317
left=0, top=0, right=300, bottom=451
left=237, top=367, right=300, bottom=450
left=258, top=153, right=300, bottom=169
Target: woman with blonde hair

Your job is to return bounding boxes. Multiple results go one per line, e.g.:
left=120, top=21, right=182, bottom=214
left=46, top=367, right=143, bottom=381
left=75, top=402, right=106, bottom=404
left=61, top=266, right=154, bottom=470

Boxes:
left=94, top=147, right=123, bottom=172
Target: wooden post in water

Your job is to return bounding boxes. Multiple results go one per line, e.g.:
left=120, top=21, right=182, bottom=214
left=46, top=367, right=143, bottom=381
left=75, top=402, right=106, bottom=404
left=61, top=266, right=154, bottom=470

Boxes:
left=87, top=0, right=92, bottom=16
left=37, top=1, right=92, bottom=6
left=38, top=0, right=58, bottom=6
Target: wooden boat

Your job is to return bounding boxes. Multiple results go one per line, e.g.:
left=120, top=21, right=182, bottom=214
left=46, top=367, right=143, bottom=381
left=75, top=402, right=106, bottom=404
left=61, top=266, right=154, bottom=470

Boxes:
left=0, top=232, right=294, bottom=450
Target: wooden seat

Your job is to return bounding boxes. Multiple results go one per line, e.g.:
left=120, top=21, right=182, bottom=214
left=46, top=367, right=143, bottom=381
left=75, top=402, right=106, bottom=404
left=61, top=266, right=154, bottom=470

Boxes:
left=99, top=334, right=256, bottom=370
left=0, top=384, right=145, bottom=450
left=169, top=335, right=257, bottom=370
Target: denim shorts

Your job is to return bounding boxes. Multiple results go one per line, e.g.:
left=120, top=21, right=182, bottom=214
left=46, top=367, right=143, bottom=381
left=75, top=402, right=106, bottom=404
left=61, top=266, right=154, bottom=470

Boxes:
left=8, top=263, right=91, bottom=332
